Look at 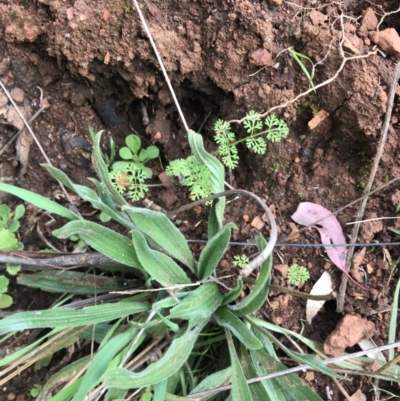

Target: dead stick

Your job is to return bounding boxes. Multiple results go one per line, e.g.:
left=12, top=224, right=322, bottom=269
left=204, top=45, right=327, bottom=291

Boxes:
left=336, top=61, right=400, bottom=312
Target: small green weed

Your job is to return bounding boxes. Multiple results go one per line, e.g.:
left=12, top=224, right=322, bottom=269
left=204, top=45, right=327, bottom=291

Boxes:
left=0, top=203, right=25, bottom=308
left=288, top=48, right=316, bottom=90
left=213, top=111, right=289, bottom=169
left=232, top=254, right=250, bottom=268
left=112, top=134, right=159, bottom=177
left=166, top=155, right=212, bottom=200
left=108, top=133, right=159, bottom=202
left=287, top=264, right=310, bottom=286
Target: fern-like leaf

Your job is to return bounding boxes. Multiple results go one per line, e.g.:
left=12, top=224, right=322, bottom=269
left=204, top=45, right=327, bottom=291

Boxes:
left=166, top=156, right=212, bottom=200
left=264, top=115, right=289, bottom=142
left=245, top=137, right=266, bottom=154
left=243, top=110, right=263, bottom=134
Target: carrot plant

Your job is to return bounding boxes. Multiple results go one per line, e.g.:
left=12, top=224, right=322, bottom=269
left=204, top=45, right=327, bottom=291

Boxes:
left=0, top=128, right=356, bottom=401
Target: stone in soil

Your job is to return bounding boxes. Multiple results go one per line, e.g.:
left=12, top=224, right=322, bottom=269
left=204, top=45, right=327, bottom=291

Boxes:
left=370, top=28, right=400, bottom=57
left=323, top=314, right=375, bottom=357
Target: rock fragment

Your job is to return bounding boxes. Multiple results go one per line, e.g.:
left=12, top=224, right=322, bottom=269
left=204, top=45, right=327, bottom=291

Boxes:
left=249, top=48, right=273, bottom=67
left=370, top=28, right=400, bottom=57
left=358, top=8, right=378, bottom=38
left=323, top=315, right=375, bottom=357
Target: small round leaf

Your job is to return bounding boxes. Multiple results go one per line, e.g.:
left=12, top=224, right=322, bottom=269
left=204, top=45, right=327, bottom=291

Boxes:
left=119, top=147, right=133, bottom=160
left=126, top=134, right=141, bottom=154
left=145, top=146, right=159, bottom=160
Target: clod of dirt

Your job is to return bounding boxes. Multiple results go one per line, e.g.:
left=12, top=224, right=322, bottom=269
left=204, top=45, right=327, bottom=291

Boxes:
left=10, top=87, right=24, bottom=103
left=358, top=8, right=378, bottom=38
left=273, top=264, right=289, bottom=277
left=61, top=129, right=93, bottom=167
left=323, top=315, right=375, bottom=357
left=251, top=215, right=265, bottom=230
left=360, top=212, right=383, bottom=242
left=350, top=389, right=367, bottom=401
left=370, top=28, right=400, bottom=57
left=248, top=48, right=273, bottom=67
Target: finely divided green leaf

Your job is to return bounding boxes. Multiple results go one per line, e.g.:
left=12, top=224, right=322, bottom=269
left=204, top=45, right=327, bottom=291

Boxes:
left=104, top=323, right=205, bottom=389
left=0, top=183, right=79, bottom=221
left=53, top=220, right=143, bottom=270
left=215, top=307, right=262, bottom=350
left=169, top=282, right=223, bottom=320
left=131, top=230, right=191, bottom=286
left=123, top=205, right=196, bottom=271
left=0, top=299, right=150, bottom=333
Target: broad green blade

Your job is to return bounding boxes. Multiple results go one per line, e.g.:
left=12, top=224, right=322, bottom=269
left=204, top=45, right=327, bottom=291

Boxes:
left=215, top=307, right=262, bottom=350
left=0, top=328, right=65, bottom=367
left=72, top=326, right=138, bottom=401
left=104, top=388, right=129, bottom=401
left=240, top=346, right=272, bottom=401
left=207, top=199, right=220, bottom=238
left=229, top=235, right=272, bottom=316
left=190, top=367, right=231, bottom=400
left=188, top=130, right=225, bottom=228
left=123, top=205, right=196, bottom=272
left=17, top=270, right=138, bottom=295
left=249, top=316, right=354, bottom=373
left=198, top=223, right=236, bottom=280
left=169, top=282, right=223, bottom=321
left=104, top=322, right=205, bottom=389
left=251, top=348, right=324, bottom=401
left=91, top=129, right=127, bottom=206
left=259, top=326, right=342, bottom=379
left=222, top=277, right=243, bottom=305
left=53, top=220, right=143, bottom=271
left=225, top=329, right=252, bottom=401
left=37, top=356, right=90, bottom=401
left=131, top=230, right=191, bottom=286
left=0, top=299, right=149, bottom=333
left=42, top=164, right=132, bottom=228
left=153, top=379, right=168, bottom=401
left=389, top=278, right=400, bottom=360
left=0, top=183, right=79, bottom=221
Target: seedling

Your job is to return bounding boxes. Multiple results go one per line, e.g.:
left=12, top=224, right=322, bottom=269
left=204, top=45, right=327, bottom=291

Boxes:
left=232, top=254, right=250, bottom=268
left=166, top=155, right=212, bottom=200
left=112, top=134, right=159, bottom=178
left=287, top=264, right=310, bottom=286
left=109, top=164, right=150, bottom=202
left=214, top=111, right=289, bottom=169
left=0, top=203, right=25, bottom=308
left=108, top=134, right=160, bottom=202
left=288, top=48, right=316, bottom=90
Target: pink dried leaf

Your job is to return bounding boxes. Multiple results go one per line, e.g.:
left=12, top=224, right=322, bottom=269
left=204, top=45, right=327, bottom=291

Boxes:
left=291, top=202, right=367, bottom=290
